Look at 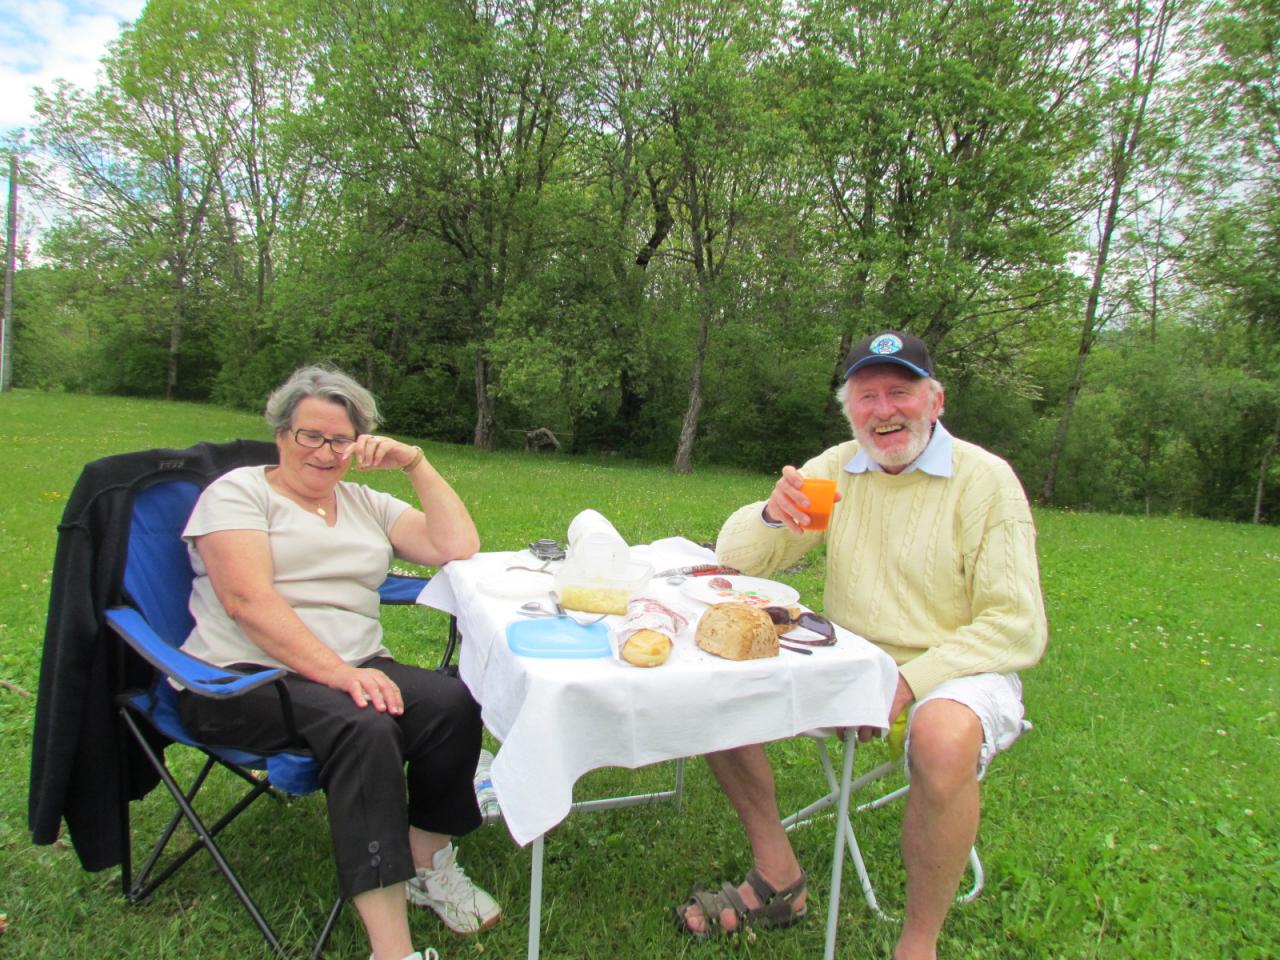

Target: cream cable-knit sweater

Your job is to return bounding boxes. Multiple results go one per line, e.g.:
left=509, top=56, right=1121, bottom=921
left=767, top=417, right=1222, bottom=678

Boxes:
left=715, top=437, right=1048, bottom=698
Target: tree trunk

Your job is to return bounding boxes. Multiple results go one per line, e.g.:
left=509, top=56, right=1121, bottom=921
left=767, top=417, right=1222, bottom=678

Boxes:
left=1254, top=405, right=1280, bottom=524
left=473, top=349, right=497, bottom=450
left=1040, top=323, right=1092, bottom=504
left=1041, top=143, right=1128, bottom=503
left=672, top=148, right=710, bottom=475
left=672, top=311, right=709, bottom=475
left=1040, top=0, right=1171, bottom=504
left=166, top=259, right=187, bottom=401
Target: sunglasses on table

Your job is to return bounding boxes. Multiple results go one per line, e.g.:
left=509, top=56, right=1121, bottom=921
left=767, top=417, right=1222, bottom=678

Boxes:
left=763, top=607, right=837, bottom=646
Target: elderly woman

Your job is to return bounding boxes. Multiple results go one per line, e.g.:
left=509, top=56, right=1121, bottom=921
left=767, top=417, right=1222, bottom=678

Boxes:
left=176, top=366, right=498, bottom=960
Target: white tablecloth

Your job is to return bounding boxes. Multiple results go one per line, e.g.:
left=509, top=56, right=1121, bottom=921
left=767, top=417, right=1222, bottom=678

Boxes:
left=417, top=536, right=898, bottom=846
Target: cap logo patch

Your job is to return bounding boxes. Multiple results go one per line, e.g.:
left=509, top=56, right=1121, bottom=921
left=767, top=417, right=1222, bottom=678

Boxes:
left=869, top=334, right=904, bottom=356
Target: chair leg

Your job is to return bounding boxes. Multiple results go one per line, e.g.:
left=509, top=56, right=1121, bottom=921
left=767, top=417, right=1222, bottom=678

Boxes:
left=117, top=702, right=136, bottom=899
left=119, top=709, right=289, bottom=958
left=791, top=733, right=988, bottom=940
left=959, top=846, right=985, bottom=903
left=130, top=753, right=221, bottom=898
left=781, top=740, right=841, bottom=830
left=308, top=896, right=346, bottom=960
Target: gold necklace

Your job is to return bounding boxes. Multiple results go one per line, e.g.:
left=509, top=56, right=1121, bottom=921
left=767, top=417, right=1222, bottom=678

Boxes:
left=303, top=493, right=335, bottom=517
left=268, top=470, right=334, bottom=517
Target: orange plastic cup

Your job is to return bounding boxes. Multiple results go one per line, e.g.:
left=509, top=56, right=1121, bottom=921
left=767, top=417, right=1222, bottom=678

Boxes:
left=799, top=477, right=837, bottom=531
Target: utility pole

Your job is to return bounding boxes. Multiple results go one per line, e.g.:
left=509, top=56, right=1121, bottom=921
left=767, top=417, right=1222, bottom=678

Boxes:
left=1, top=154, right=16, bottom=392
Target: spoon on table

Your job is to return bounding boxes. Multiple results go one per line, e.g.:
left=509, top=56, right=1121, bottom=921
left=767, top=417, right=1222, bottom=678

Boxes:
left=517, top=601, right=608, bottom=625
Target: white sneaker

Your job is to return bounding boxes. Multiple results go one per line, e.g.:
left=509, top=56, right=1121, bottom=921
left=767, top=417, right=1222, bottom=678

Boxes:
left=406, top=843, right=501, bottom=934
left=368, top=950, right=439, bottom=960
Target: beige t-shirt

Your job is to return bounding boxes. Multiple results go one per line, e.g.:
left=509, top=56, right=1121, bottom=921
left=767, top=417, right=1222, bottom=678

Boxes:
left=180, top=465, right=412, bottom=670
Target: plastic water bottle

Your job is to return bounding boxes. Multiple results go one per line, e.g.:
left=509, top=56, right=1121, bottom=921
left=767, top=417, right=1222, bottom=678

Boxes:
left=473, top=748, right=500, bottom=820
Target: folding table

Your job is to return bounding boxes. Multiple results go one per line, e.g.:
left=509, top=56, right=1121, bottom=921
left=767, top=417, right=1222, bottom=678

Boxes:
left=417, top=536, right=898, bottom=959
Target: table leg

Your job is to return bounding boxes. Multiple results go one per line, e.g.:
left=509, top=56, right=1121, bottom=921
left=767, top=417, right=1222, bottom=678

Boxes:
left=825, top=737, right=857, bottom=960
left=528, top=833, right=544, bottom=960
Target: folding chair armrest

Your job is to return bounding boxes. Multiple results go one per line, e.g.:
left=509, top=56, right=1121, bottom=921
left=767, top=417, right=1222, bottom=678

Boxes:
left=378, top=572, right=430, bottom=605
left=376, top=573, right=460, bottom=672
left=106, top=606, right=285, bottom=698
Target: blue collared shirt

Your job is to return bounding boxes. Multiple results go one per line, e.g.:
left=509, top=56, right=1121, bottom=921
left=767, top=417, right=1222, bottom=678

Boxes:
left=845, top=421, right=954, bottom=478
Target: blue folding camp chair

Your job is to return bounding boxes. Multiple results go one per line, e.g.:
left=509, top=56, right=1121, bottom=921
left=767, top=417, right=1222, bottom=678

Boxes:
left=34, top=441, right=450, bottom=959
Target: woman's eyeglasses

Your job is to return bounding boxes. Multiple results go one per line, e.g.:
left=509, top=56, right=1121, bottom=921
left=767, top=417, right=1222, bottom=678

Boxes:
left=292, top=428, right=356, bottom=455
left=763, top=607, right=837, bottom=645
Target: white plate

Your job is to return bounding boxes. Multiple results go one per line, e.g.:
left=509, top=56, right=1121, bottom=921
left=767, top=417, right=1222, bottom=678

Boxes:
left=680, top=575, right=799, bottom=608
left=478, top=569, right=557, bottom=601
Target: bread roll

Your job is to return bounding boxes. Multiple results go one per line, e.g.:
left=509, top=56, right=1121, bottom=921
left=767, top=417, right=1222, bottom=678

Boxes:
left=621, top=628, right=672, bottom=667
left=695, top=604, right=779, bottom=660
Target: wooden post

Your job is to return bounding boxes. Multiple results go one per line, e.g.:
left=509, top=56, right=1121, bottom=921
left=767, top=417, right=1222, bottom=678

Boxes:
left=1, top=155, right=16, bottom=392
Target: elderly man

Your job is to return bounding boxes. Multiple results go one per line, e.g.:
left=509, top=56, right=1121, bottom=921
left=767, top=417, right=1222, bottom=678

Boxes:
left=677, top=331, right=1048, bottom=960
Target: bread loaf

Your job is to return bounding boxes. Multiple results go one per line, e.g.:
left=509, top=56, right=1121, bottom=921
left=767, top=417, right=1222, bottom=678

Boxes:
left=621, top=628, right=672, bottom=667
left=695, top=604, right=779, bottom=660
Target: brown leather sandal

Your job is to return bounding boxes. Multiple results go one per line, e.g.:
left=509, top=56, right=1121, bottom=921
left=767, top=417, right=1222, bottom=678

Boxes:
left=675, top=868, right=808, bottom=938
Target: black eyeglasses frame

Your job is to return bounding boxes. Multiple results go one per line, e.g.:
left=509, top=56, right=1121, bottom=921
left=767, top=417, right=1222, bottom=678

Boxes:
left=291, top=428, right=357, bottom=454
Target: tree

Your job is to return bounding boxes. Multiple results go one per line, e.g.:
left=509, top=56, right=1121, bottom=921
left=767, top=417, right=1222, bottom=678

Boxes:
left=1177, top=0, right=1280, bottom=522
left=1040, top=0, right=1189, bottom=504
left=783, top=0, right=1102, bottom=475
left=27, top=0, right=239, bottom=399
left=643, top=1, right=789, bottom=473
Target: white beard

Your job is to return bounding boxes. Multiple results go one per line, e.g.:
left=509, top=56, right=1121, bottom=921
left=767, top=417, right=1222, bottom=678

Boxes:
left=854, top=418, right=933, bottom=470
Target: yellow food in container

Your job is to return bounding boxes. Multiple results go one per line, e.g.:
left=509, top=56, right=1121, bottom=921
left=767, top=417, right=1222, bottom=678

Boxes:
left=555, top=560, right=653, bottom=615
left=558, top=585, right=632, bottom=615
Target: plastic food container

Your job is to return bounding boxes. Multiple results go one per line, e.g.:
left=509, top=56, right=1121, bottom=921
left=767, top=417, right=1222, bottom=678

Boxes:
left=555, top=559, right=654, bottom=615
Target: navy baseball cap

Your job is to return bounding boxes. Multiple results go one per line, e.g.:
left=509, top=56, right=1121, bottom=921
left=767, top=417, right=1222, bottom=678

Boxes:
left=842, top=331, right=933, bottom=380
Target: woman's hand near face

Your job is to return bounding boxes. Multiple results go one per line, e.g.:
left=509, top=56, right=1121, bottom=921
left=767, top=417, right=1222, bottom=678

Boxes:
left=350, top=434, right=420, bottom=472
left=381, top=442, right=481, bottom=568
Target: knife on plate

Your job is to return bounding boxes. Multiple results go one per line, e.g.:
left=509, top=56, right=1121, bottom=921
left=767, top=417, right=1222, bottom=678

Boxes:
left=656, top=564, right=742, bottom=579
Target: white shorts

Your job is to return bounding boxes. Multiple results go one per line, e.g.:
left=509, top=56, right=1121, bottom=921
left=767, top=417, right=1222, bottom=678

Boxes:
left=903, top=672, right=1030, bottom=780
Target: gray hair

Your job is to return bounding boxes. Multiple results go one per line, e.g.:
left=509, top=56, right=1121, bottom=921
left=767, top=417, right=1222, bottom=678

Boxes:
left=264, top=366, right=381, bottom=436
left=835, top=375, right=944, bottom=430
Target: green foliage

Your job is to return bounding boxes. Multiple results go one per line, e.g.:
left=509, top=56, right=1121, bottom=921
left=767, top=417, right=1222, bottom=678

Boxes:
left=381, top=361, right=477, bottom=446
left=1, top=392, right=1278, bottom=959
left=10, top=0, right=1280, bottom=523
left=787, top=0, right=1085, bottom=351
left=10, top=267, right=95, bottom=392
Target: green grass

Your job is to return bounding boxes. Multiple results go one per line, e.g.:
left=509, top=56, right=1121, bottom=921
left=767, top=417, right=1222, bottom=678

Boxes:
left=1, top=389, right=1277, bottom=959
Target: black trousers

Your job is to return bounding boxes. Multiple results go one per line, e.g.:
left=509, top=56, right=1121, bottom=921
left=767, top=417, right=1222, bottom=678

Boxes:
left=178, top=657, right=483, bottom=898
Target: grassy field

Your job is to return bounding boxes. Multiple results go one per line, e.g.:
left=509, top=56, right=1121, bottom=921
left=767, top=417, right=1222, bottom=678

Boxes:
left=1, top=389, right=1276, bottom=959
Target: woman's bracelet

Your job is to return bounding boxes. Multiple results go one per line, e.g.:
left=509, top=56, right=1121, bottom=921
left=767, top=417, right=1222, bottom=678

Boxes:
left=401, top=446, right=425, bottom=474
